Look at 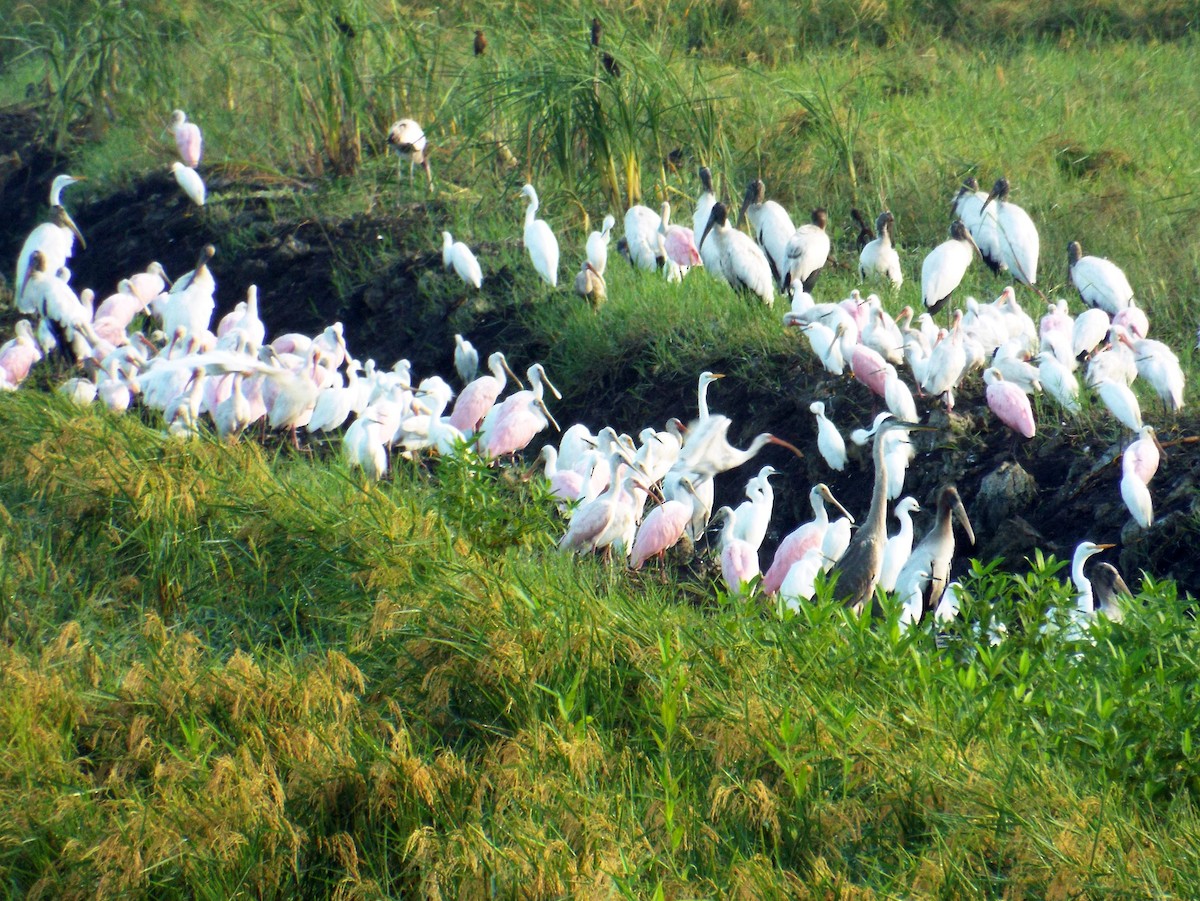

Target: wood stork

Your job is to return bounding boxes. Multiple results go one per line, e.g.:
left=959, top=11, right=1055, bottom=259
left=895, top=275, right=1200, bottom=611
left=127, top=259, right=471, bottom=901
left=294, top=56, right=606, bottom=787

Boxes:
left=442, top=231, right=483, bottom=289
left=921, top=220, right=978, bottom=314
left=520, top=184, right=560, bottom=287
left=739, top=178, right=795, bottom=288
left=387, top=118, right=432, bottom=188
left=168, top=109, right=202, bottom=167
left=981, top=177, right=1039, bottom=287
left=784, top=209, right=831, bottom=294
left=1068, top=240, right=1133, bottom=314
left=698, top=202, right=775, bottom=305
left=952, top=177, right=1004, bottom=275
left=858, top=210, right=903, bottom=288
left=693, top=166, right=722, bottom=275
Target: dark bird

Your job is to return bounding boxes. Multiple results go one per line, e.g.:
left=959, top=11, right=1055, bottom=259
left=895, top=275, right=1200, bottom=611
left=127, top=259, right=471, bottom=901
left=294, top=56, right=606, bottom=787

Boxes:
left=591, top=17, right=602, bottom=47
left=602, top=51, right=621, bottom=78
left=474, top=29, right=487, bottom=56
left=895, top=485, right=976, bottom=616
left=832, top=416, right=924, bottom=612
left=850, top=207, right=875, bottom=251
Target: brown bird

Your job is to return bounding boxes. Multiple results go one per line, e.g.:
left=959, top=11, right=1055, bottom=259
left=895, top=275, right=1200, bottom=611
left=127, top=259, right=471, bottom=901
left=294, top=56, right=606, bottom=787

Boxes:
left=850, top=208, right=875, bottom=251
left=591, top=17, right=602, bottom=47
left=574, top=260, right=607, bottom=309
left=474, top=29, right=487, bottom=56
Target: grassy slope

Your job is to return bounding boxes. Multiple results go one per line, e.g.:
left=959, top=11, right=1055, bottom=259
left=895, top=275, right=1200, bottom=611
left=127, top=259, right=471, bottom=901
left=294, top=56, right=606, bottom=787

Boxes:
left=3, top=393, right=1200, bottom=899
left=4, top=1, right=1200, bottom=897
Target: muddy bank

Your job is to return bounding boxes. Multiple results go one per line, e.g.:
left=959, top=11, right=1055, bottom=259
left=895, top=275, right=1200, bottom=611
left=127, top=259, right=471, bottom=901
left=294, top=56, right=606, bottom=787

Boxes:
left=2, top=105, right=1197, bottom=594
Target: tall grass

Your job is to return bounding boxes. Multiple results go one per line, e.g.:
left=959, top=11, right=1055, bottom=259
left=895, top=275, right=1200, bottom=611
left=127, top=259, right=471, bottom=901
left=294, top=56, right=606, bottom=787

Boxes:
left=2, top=392, right=1200, bottom=896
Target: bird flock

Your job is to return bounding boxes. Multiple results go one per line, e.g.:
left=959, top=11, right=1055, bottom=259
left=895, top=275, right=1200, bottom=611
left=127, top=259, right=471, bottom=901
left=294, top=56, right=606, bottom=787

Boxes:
left=1, top=101, right=1188, bottom=639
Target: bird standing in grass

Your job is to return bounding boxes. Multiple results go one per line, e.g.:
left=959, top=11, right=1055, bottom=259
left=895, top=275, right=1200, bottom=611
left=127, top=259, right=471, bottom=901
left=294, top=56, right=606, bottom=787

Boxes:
left=859, top=210, right=903, bottom=288
left=473, top=29, right=487, bottom=56
left=388, top=118, right=433, bottom=189
left=921, top=221, right=978, bottom=314
left=442, top=231, right=483, bottom=289
left=168, top=109, right=202, bottom=167
left=520, top=184, right=559, bottom=288
left=981, top=177, right=1039, bottom=288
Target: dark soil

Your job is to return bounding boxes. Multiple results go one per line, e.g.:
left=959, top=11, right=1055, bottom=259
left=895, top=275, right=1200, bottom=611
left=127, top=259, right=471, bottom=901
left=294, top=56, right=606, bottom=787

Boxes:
left=3, top=105, right=1197, bottom=595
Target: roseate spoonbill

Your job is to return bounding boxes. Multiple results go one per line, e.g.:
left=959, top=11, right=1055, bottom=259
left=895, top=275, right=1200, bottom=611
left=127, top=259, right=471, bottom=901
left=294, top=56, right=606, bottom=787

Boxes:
left=715, top=506, right=759, bottom=597
left=983, top=368, right=1036, bottom=438
left=0, top=320, right=41, bottom=389
left=478, top=363, right=561, bottom=457
left=520, top=184, right=559, bottom=287
left=762, top=483, right=853, bottom=594
left=630, top=474, right=700, bottom=570
left=168, top=109, right=202, bottom=167
left=449, top=350, right=522, bottom=434
left=658, top=201, right=701, bottom=273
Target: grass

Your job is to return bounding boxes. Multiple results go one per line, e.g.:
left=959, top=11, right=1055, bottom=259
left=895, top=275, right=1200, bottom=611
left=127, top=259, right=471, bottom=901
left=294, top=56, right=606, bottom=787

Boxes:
left=2, top=394, right=1200, bottom=897
left=4, top=0, right=1200, bottom=896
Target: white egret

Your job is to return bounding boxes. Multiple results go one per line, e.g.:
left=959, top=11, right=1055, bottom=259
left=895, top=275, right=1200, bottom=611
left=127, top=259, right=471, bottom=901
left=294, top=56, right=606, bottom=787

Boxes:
left=171, top=162, right=206, bottom=206
left=520, top=184, right=559, bottom=287
left=586, top=214, right=616, bottom=276
left=442, top=231, right=483, bottom=289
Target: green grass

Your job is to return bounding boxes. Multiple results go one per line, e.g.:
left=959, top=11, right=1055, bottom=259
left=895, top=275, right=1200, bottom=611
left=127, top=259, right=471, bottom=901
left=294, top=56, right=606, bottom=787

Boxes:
left=2, top=393, right=1200, bottom=897
left=4, top=1, right=1200, bottom=896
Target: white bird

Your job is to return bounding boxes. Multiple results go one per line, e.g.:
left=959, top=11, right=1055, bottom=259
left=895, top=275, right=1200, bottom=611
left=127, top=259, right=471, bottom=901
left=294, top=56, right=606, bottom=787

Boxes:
left=168, top=109, right=202, bottom=167
left=1068, top=240, right=1133, bottom=314
left=387, top=118, right=432, bottom=188
left=921, top=310, right=968, bottom=408
left=622, top=204, right=663, bottom=272
left=952, top=177, right=1004, bottom=276
left=574, top=261, right=607, bottom=307
left=442, top=231, right=482, bottom=289
left=1121, top=425, right=1161, bottom=529
left=1120, top=332, right=1184, bottom=413
left=343, top=414, right=389, bottom=481
left=14, top=175, right=86, bottom=313
left=693, top=166, right=722, bottom=276
left=981, top=177, right=1039, bottom=286
left=698, top=202, right=775, bottom=305
left=859, top=210, right=903, bottom=288
left=810, top=401, right=846, bottom=472
left=1037, top=351, right=1081, bottom=414
left=778, top=548, right=825, bottom=612
left=921, top=220, right=978, bottom=313
left=586, top=214, right=616, bottom=276
left=171, top=162, right=206, bottom=206
left=762, top=483, right=853, bottom=594
left=731, top=465, right=778, bottom=553
left=520, top=184, right=559, bottom=288
left=1095, top=378, right=1142, bottom=432
left=879, top=496, right=921, bottom=592
left=1063, top=541, right=1116, bottom=635
left=739, top=179, right=795, bottom=288
left=453, top=334, right=478, bottom=386
left=1073, top=307, right=1111, bottom=358
left=784, top=209, right=831, bottom=295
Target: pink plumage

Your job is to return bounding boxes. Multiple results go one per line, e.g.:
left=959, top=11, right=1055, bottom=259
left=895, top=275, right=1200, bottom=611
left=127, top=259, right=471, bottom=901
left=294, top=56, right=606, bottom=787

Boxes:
left=762, top=524, right=823, bottom=594
left=840, top=291, right=870, bottom=331
left=850, top=344, right=889, bottom=398
left=1122, top=429, right=1160, bottom=485
left=479, top=396, right=549, bottom=457
left=985, top=370, right=1035, bottom=438
left=449, top=376, right=505, bottom=433
left=662, top=226, right=701, bottom=267
left=0, top=322, right=41, bottom=388
left=630, top=500, right=692, bottom=570
left=1112, top=304, right=1149, bottom=339
left=721, top=538, right=760, bottom=596
left=170, top=110, right=203, bottom=168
